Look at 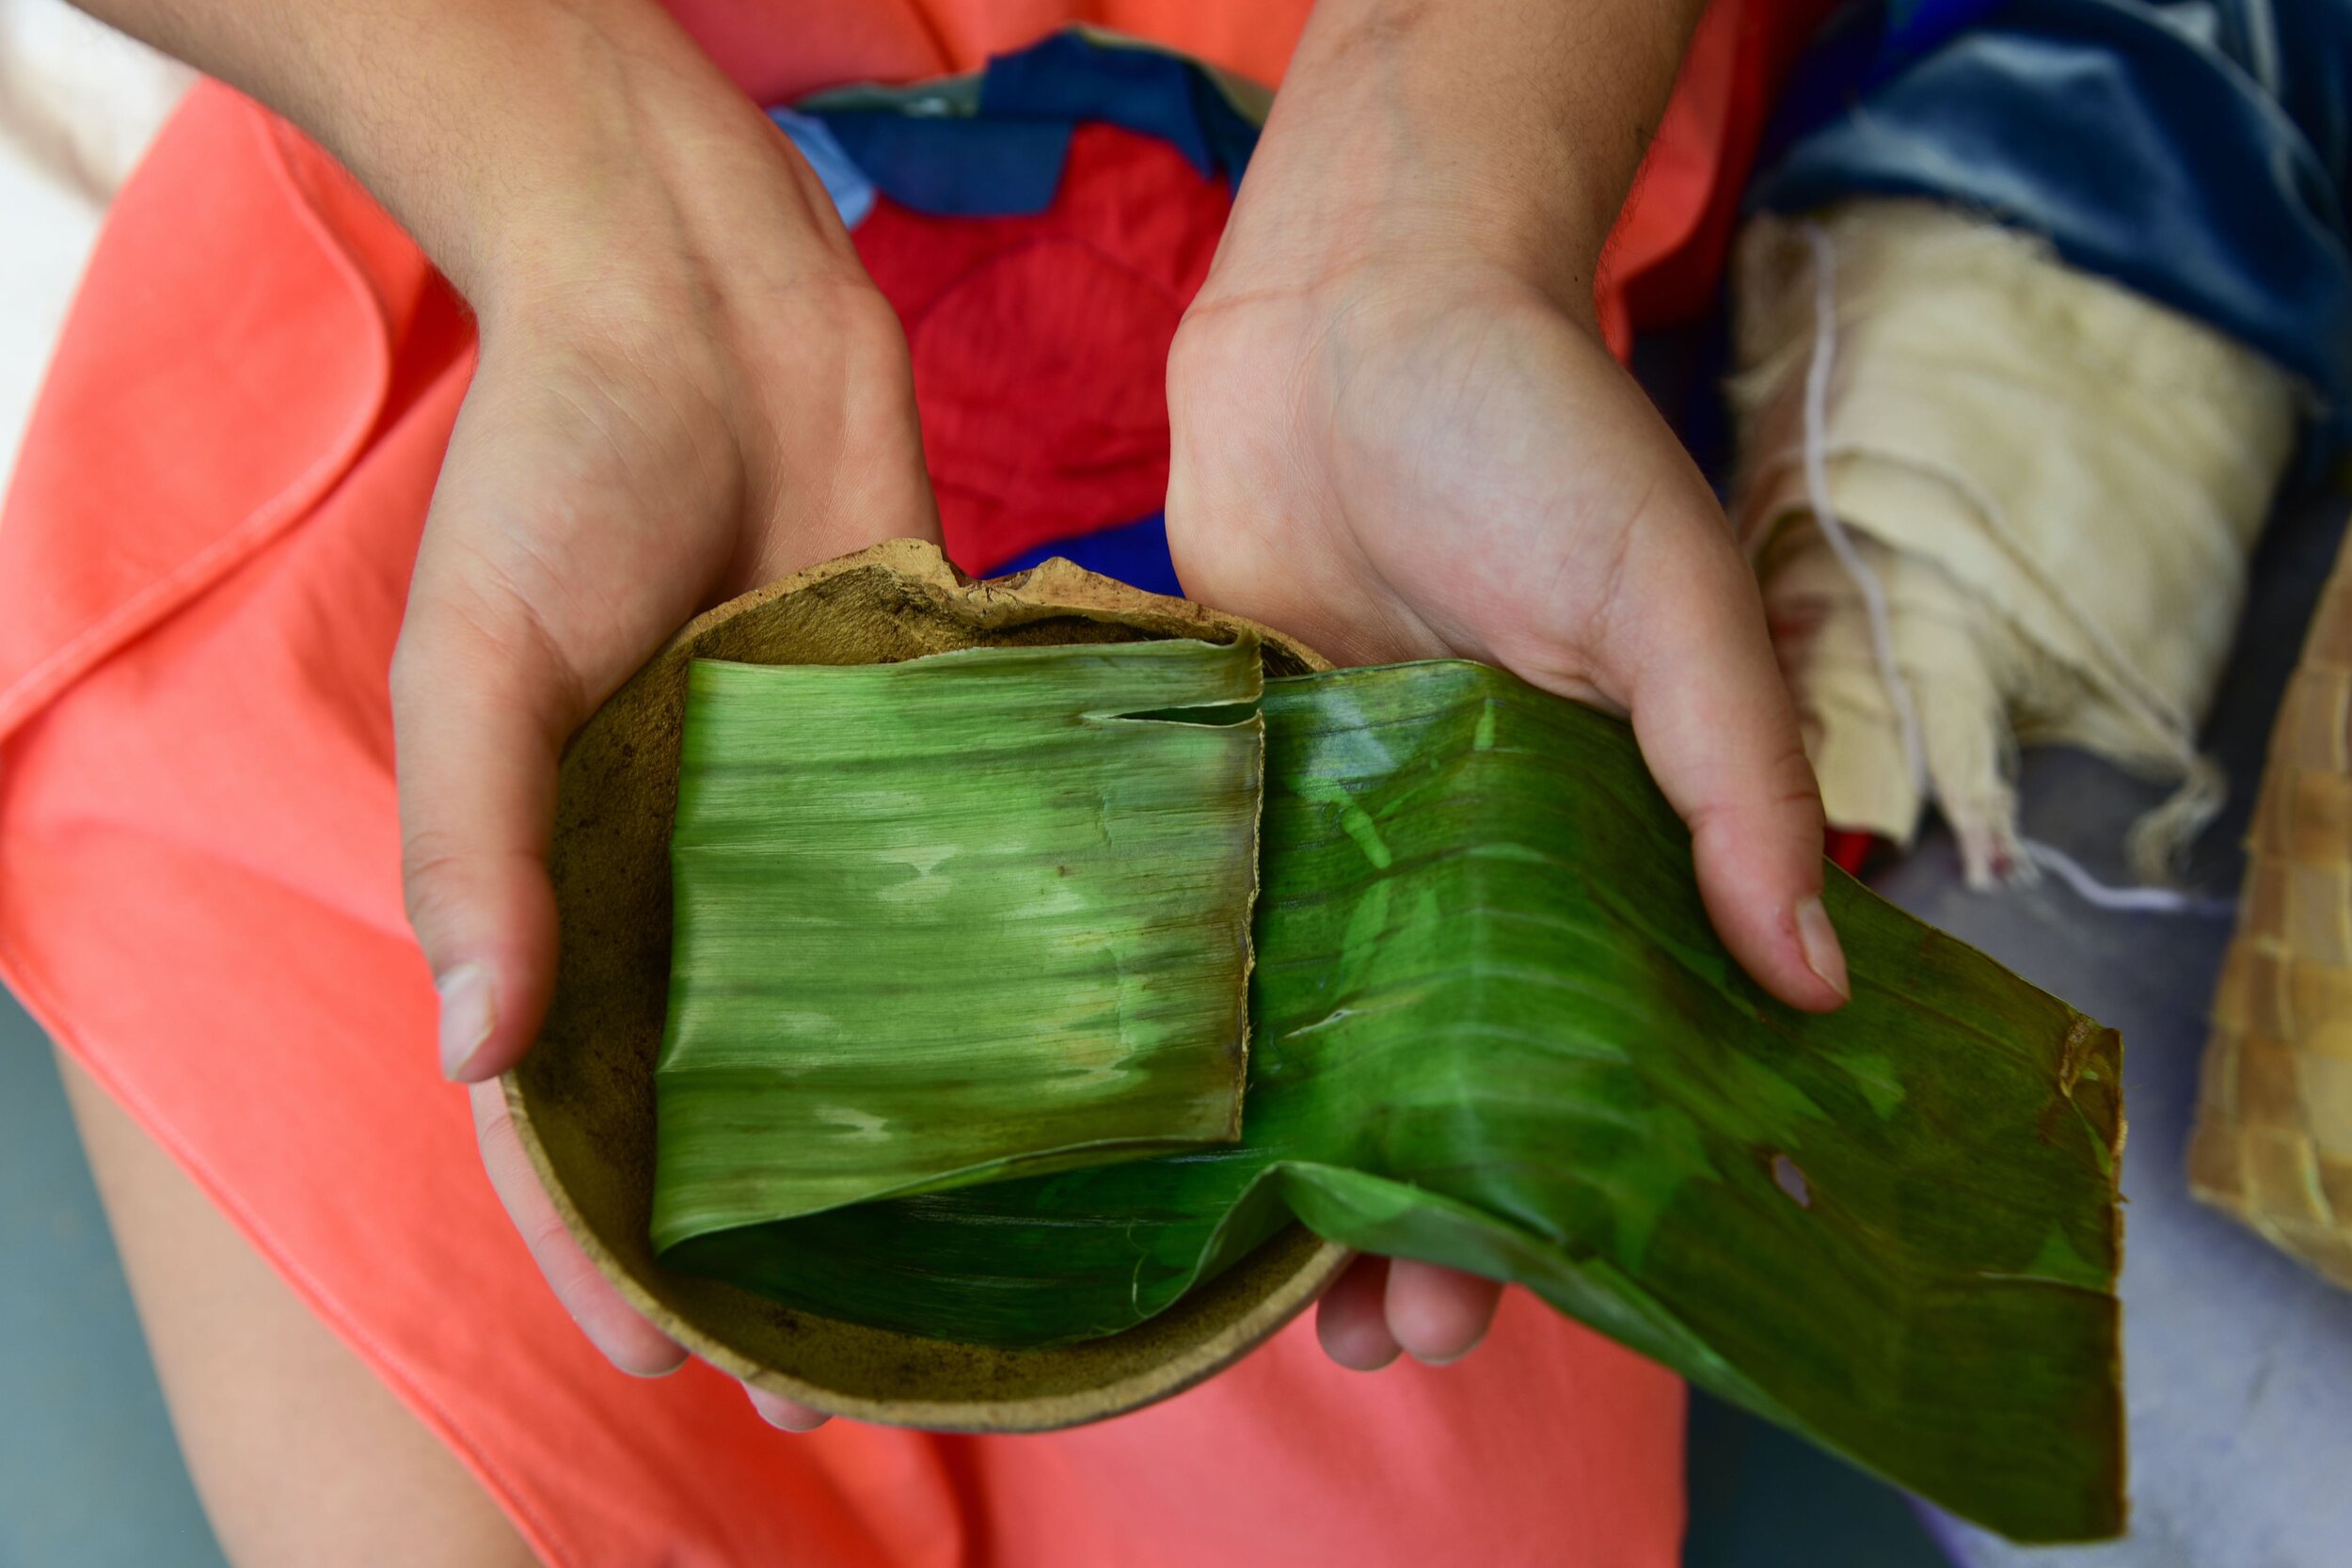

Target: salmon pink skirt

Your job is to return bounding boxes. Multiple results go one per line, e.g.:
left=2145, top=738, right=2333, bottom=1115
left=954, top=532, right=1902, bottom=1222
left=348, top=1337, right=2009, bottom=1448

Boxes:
left=0, top=3, right=1825, bottom=1561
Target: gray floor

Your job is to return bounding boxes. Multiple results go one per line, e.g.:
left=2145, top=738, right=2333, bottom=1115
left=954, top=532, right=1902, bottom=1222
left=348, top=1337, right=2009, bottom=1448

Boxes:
left=0, top=1006, right=227, bottom=1568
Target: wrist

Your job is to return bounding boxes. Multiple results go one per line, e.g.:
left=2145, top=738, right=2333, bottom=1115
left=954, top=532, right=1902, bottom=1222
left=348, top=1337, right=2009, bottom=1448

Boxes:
left=1201, top=0, right=1702, bottom=319
left=194, top=0, right=843, bottom=326
left=328, top=2, right=732, bottom=309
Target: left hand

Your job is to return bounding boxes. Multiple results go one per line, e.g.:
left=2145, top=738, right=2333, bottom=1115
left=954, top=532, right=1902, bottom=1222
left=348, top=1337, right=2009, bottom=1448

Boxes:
left=1165, top=0, right=1846, bottom=1373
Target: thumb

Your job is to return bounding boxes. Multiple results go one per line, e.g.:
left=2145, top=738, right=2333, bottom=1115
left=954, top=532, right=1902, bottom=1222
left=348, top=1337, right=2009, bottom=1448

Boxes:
left=391, top=564, right=579, bottom=1083
left=1616, top=537, right=1850, bottom=1014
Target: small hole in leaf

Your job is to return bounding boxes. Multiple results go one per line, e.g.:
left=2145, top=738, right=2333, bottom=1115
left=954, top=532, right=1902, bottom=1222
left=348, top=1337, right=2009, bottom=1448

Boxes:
left=1770, top=1153, right=1812, bottom=1209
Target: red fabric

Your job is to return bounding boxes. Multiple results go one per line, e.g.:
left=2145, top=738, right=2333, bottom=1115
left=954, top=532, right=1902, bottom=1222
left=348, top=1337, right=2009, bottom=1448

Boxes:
left=1825, top=829, right=1883, bottom=878
left=856, top=126, right=1227, bottom=573
left=0, top=4, right=1836, bottom=1563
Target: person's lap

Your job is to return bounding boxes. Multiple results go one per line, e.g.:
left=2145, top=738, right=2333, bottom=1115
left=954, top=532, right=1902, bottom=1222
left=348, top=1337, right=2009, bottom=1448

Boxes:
left=0, top=208, right=1683, bottom=1568
left=56, top=1050, right=538, bottom=1568
left=0, top=54, right=1686, bottom=1567
left=16, top=782, right=1682, bottom=1565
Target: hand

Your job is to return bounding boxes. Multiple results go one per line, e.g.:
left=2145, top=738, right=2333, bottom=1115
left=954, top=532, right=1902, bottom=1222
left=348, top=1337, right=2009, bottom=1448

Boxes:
left=379, top=14, right=936, bottom=1433
left=1165, top=0, right=1843, bottom=1373
left=1168, top=255, right=1846, bottom=1378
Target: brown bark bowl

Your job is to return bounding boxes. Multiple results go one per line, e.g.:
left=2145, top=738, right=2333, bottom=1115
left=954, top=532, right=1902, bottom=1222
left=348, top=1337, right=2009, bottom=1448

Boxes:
left=504, top=538, right=1350, bottom=1429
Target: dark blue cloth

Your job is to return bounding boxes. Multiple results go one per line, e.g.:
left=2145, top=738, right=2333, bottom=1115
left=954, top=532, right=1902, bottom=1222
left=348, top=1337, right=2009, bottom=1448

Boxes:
left=1751, top=0, right=2352, bottom=419
left=818, top=31, right=1258, bottom=220
left=979, top=30, right=1259, bottom=186
left=993, top=512, right=1184, bottom=598
left=818, top=115, right=1070, bottom=218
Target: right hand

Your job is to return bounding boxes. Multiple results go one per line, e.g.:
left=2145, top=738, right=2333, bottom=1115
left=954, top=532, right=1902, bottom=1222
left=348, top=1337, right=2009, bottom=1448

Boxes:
left=373, top=10, right=936, bottom=1432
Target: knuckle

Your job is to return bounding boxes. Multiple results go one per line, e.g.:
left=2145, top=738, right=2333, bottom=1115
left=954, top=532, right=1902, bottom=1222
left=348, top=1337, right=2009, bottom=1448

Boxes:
left=398, top=834, right=473, bottom=938
left=473, top=1084, right=516, bottom=1151
left=393, top=543, right=586, bottom=710
left=1683, top=742, right=1824, bottom=850
left=531, top=1209, right=589, bottom=1274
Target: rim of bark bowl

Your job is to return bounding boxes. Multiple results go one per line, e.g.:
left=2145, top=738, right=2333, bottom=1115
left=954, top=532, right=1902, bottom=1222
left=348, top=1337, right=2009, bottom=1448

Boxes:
left=503, top=537, right=1353, bottom=1431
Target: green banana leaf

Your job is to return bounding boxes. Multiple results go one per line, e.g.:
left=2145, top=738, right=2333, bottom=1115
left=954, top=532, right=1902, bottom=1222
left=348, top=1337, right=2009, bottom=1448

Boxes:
left=654, top=649, right=2124, bottom=1544
left=651, top=640, right=1262, bottom=1247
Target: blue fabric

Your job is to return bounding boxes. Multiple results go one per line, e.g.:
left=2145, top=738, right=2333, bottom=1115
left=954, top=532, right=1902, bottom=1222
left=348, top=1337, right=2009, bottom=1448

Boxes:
left=809, top=31, right=1258, bottom=221
left=818, top=113, right=1071, bottom=217
left=768, top=108, right=879, bottom=229
left=1875, top=0, right=2010, bottom=72
left=993, top=512, right=1184, bottom=599
left=1750, top=0, right=2352, bottom=418
left=978, top=30, right=1259, bottom=186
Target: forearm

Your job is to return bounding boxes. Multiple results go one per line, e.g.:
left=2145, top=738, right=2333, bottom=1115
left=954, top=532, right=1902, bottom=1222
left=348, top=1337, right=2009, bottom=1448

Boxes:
left=1216, top=0, right=1706, bottom=314
left=66, top=0, right=819, bottom=315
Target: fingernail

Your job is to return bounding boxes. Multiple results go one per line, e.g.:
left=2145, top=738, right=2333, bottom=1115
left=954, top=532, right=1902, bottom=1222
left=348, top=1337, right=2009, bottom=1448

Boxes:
left=437, top=964, right=496, bottom=1080
left=1794, top=895, right=1851, bottom=1002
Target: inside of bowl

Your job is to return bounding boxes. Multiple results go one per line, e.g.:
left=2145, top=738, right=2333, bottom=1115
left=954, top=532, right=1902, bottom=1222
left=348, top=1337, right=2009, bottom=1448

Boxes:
left=509, top=546, right=1343, bottom=1427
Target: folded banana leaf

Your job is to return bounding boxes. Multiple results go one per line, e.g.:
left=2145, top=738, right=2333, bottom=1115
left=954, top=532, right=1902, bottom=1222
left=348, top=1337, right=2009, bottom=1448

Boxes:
left=654, top=649, right=2125, bottom=1544
left=651, top=640, right=1261, bottom=1246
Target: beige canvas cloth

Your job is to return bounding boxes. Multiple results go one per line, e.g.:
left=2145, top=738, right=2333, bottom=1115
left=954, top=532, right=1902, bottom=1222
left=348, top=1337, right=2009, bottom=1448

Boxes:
left=1729, top=199, right=2300, bottom=884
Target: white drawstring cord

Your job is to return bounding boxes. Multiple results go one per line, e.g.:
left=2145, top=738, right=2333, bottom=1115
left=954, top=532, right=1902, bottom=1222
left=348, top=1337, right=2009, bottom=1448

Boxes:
left=2020, top=838, right=2239, bottom=918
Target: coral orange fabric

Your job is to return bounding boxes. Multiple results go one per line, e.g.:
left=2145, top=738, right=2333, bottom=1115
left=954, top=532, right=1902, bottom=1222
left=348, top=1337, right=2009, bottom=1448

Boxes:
left=0, top=4, right=1826, bottom=1563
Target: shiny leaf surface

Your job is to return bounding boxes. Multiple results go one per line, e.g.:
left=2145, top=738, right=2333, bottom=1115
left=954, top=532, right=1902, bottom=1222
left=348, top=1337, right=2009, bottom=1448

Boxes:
left=656, top=655, right=2124, bottom=1543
